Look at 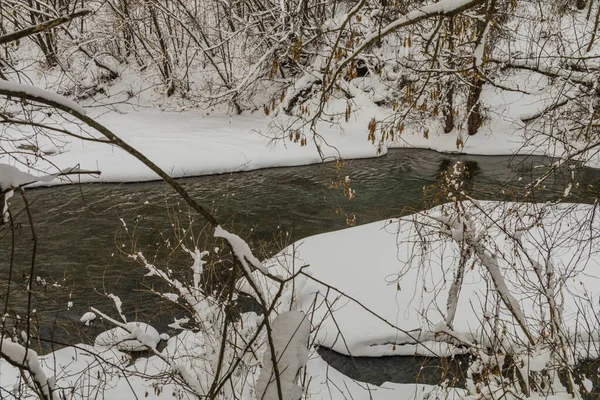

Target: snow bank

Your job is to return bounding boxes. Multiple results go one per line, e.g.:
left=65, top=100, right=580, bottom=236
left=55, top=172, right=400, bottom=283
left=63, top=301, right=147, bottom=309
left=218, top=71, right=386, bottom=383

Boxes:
left=3, top=110, right=385, bottom=186
left=2, top=89, right=576, bottom=188
left=244, top=201, right=600, bottom=358
left=5, top=62, right=595, bottom=187
left=3, top=201, right=597, bottom=398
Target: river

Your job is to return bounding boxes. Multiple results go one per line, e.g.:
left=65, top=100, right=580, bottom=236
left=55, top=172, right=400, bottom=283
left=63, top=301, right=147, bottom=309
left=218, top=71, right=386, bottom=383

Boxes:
left=2, top=148, right=599, bottom=387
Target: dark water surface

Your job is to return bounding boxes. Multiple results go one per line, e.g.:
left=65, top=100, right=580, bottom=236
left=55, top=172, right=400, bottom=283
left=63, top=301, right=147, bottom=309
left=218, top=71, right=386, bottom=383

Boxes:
left=2, top=148, right=599, bottom=385
left=318, top=347, right=471, bottom=386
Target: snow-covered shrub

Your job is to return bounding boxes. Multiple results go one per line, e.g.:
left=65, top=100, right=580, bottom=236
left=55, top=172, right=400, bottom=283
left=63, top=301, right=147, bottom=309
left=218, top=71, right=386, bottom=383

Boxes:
left=83, top=218, right=312, bottom=399
left=399, top=160, right=600, bottom=399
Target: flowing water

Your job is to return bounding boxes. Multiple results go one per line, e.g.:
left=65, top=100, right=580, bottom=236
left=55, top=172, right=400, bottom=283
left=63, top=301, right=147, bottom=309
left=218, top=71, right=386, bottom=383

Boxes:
left=2, top=148, right=600, bottom=386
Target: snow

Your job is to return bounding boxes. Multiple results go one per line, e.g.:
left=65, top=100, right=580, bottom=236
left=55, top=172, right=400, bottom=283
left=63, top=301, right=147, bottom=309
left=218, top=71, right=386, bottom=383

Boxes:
left=474, top=24, right=489, bottom=68
left=340, top=0, right=484, bottom=72
left=0, top=164, right=97, bottom=191
left=0, top=340, right=56, bottom=400
left=94, top=321, right=161, bottom=352
left=79, top=311, right=96, bottom=326
left=1, top=90, right=571, bottom=187
left=1, top=0, right=598, bottom=186
left=242, top=201, right=600, bottom=358
left=214, top=225, right=269, bottom=275
left=183, top=246, right=209, bottom=290
left=1, top=2, right=599, bottom=398
left=0, top=80, right=87, bottom=115
left=168, top=317, right=190, bottom=330
left=1, top=109, right=387, bottom=185
left=108, top=293, right=126, bottom=323
left=3, top=86, right=587, bottom=188
left=0, top=164, right=58, bottom=190
left=526, top=351, right=551, bottom=373
left=2, top=195, right=597, bottom=397
left=256, top=311, right=310, bottom=400
left=2, top=189, right=13, bottom=223
left=281, top=73, right=321, bottom=112
left=2, top=73, right=593, bottom=185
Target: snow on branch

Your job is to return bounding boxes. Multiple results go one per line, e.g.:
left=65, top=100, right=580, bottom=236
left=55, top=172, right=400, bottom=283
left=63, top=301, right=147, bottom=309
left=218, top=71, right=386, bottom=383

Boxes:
left=1, top=164, right=100, bottom=224
left=0, top=164, right=98, bottom=191
left=214, top=226, right=269, bottom=275
left=430, top=204, right=535, bottom=345
left=0, top=80, right=87, bottom=115
left=0, top=340, right=58, bottom=400
left=91, top=308, right=160, bottom=351
left=134, top=252, right=221, bottom=324
left=107, top=294, right=127, bottom=323
left=474, top=24, right=490, bottom=69
left=488, top=57, right=596, bottom=87
left=182, top=245, right=209, bottom=290
left=1, top=189, right=13, bottom=224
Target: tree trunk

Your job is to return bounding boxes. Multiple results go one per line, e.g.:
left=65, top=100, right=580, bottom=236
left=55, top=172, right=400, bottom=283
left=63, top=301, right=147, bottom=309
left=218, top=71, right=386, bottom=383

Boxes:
left=147, top=0, right=175, bottom=96
left=26, top=0, right=59, bottom=67
left=466, top=76, right=483, bottom=135
left=443, top=17, right=455, bottom=133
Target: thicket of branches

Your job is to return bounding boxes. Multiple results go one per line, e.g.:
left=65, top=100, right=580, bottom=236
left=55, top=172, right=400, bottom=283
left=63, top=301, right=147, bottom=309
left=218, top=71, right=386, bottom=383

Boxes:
left=1, top=0, right=597, bottom=141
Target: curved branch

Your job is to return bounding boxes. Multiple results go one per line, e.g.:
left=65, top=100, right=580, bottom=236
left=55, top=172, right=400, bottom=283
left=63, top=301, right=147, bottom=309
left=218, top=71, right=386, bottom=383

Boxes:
left=323, top=0, right=486, bottom=94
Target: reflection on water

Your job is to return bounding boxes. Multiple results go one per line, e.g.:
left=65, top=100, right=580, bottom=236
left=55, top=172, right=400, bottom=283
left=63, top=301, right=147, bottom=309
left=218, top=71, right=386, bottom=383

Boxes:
left=1, top=149, right=599, bottom=353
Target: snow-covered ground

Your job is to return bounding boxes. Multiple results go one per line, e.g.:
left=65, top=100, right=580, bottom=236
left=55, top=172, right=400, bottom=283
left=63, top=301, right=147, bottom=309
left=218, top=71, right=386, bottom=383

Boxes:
left=34, top=109, right=384, bottom=183
left=245, top=201, right=600, bottom=358
left=1, top=0, right=598, bottom=186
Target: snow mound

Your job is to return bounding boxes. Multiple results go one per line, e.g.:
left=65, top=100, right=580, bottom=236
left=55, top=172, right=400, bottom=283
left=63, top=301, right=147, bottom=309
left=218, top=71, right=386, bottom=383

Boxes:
left=79, top=311, right=96, bottom=326
left=95, top=322, right=160, bottom=352
left=256, top=311, right=310, bottom=400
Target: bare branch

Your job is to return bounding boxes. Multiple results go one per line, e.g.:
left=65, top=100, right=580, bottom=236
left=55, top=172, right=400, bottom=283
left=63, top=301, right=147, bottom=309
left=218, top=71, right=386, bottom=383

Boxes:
left=0, top=9, right=91, bottom=46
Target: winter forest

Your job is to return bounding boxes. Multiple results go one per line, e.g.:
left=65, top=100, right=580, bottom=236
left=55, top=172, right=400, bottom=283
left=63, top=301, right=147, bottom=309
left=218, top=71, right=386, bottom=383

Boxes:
left=0, top=0, right=600, bottom=398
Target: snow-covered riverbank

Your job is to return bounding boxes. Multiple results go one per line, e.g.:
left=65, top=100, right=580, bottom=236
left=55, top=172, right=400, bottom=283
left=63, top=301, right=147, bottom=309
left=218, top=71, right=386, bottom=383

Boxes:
left=2, top=96, right=580, bottom=187
left=244, top=201, right=600, bottom=358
